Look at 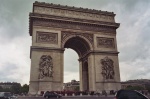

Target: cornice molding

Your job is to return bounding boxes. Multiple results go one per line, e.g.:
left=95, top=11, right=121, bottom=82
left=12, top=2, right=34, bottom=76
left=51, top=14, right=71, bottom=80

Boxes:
left=29, top=15, right=118, bottom=36
left=79, top=51, right=119, bottom=61
left=31, top=46, right=65, bottom=51
left=33, top=1, right=115, bottom=16
left=30, top=13, right=120, bottom=27
left=30, top=46, right=64, bottom=58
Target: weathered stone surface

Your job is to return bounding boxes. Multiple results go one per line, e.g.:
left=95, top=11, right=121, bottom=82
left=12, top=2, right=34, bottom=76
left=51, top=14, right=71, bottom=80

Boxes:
left=29, top=1, right=121, bottom=94
left=33, top=2, right=115, bottom=23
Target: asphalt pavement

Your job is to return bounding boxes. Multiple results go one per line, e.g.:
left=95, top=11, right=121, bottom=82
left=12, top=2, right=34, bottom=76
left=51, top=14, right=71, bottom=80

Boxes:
left=18, top=95, right=114, bottom=99
left=17, top=94, right=150, bottom=99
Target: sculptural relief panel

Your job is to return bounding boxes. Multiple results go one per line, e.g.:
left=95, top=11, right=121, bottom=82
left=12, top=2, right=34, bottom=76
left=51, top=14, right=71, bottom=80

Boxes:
left=101, top=56, right=115, bottom=80
left=36, top=31, right=58, bottom=44
left=34, top=6, right=114, bottom=22
left=38, top=55, right=53, bottom=79
left=97, top=37, right=114, bottom=48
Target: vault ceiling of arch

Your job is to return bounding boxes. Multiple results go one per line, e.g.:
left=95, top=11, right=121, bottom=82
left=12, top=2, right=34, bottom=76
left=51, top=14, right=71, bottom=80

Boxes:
left=64, top=37, right=90, bottom=57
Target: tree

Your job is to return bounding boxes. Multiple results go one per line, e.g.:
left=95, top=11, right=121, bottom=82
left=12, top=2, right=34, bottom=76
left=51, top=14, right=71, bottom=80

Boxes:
left=0, top=86, right=3, bottom=92
left=74, top=86, right=80, bottom=91
left=21, top=84, right=29, bottom=94
left=145, top=84, right=150, bottom=92
left=10, top=83, right=21, bottom=94
left=125, top=85, right=144, bottom=90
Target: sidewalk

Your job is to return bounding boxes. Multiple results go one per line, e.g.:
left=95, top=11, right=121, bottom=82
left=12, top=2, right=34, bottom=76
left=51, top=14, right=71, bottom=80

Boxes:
left=62, top=95, right=114, bottom=98
left=18, top=95, right=114, bottom=98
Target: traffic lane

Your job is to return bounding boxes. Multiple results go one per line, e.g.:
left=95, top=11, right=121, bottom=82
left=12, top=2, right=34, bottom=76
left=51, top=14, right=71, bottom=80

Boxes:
left=18, top=96, right=114, bottom=99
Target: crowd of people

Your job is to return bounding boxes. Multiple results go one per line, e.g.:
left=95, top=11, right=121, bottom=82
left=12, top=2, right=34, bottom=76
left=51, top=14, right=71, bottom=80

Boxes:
left=40, top=90, right=115, bottom=96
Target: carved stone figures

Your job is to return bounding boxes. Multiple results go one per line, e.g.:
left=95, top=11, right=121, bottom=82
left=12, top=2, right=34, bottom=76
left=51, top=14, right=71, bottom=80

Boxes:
left=38, top=55, right=53, bottom=79
left=97, top=37, right=114, bottom=48
left=101, top=57, right=115, bottom=79
left=36, top=32, right=58, bottom=44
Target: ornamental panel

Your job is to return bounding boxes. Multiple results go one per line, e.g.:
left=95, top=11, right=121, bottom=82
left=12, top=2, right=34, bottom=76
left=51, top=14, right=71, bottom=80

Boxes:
left=36, top=31, right=58, bottom=44
left=97, top=37, right=114, bottom=48
left=101, top=56, right=115, bottom=79
left=38, top=55, right=53, bottom=79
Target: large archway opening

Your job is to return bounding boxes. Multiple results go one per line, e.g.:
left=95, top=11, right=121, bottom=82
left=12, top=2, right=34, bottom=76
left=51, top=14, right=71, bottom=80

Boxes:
left=63, top=36, right=91, bottom=91
left=64, top=49, right=79, bottom=83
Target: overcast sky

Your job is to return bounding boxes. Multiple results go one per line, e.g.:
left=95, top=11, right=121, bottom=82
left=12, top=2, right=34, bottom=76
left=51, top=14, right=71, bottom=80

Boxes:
left=0, top=0, right=150, bottom=85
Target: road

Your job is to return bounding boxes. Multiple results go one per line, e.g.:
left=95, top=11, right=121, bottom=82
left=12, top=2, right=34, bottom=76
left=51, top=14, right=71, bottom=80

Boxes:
left=18, top=96, right=114, bottom=99
left=17, top=95, right=150, bottom=99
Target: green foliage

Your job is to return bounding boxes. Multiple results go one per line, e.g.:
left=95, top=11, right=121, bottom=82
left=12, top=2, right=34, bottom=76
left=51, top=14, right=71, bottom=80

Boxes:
left=145, top=84, right=150, bottom=92
left=10, top=83, right=21, bottom=94
left=74, top=86, right=80, bottom=91
left=0, top=86, right=3, bottom=92
left=21, top=84, right=29, bottom=94
left=0, top=83, right=29, bottom=94
left=125, top=85, right=144, bottom=90
left=3, top=88, right=10, bottom=92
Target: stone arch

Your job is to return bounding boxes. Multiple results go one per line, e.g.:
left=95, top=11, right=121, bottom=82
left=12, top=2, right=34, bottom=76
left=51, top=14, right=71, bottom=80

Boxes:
left=62, top=34, right=93, bottom=57
left=63, top=36, right=91, bottom=91
left=29, top=1, right=121, bottom=94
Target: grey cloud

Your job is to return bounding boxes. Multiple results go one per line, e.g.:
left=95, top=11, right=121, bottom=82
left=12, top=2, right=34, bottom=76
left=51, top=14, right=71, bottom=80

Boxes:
left=126, top=61, right=150, bottom=80
left=116, top=1, right=150, bottom=63
left=64, top=49, right=79, bottom=73
left=0, top=0, right=33, bottom=41
left=120, top=59, right=150, bottom=81
left=0, top=63, right=20, bottom=82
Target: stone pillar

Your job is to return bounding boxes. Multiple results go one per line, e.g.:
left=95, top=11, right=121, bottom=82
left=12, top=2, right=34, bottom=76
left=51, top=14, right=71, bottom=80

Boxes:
left=88, top=55, right=96, bottom=91
left=93, top=54, right=121, bottom=92
left=79, top=61, right=83, bottom=91
left=29, top=49, right=64, bottom=94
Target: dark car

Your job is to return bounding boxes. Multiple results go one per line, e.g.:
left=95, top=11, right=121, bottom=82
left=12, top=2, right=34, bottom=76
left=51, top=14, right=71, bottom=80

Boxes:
left=115, top=89, right=149, bottom=99
left=43, top=91, right=62, bottom=98
left=0, top=92, right=17, bottom=99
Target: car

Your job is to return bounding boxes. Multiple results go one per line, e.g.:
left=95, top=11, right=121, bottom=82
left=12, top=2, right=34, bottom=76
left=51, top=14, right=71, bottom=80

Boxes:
left=10, top=95, right=17, bottom=99
left=43, top=91, right=62, bottom=98
left=0, top=92, right=17, bottom=99
left=115, top=89, right=149, bottom=99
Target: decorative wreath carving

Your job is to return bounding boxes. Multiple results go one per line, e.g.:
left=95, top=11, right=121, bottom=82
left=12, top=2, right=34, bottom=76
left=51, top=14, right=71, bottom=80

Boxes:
left=38, top=55, right=53, bottom=79
left=101, top=57, right=115, bottom=79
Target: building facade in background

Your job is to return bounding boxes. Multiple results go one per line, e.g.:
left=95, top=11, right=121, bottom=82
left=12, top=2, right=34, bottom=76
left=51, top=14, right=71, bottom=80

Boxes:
left=63, top=80, right=80, bottom=91
left=121, top=79, right=150, bottom=89
left=0, top=82, right=20, bottom=89
left=29, top=1, right=121, bottom=94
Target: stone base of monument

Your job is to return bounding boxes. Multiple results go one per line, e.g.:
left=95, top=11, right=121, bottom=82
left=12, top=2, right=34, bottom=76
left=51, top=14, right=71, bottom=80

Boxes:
left=65, top=93, right=67, bottom=96
left=72, top=93, right=75, bottom=96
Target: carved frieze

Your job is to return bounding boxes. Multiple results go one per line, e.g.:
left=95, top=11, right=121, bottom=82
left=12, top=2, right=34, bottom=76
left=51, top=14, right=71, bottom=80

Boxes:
left=38, top=55, right=53, bottom=79
left=62, top=31, right=93, bottom=44
left=36, top=31, right=58, bottom=44
left=101, top=57, right=115, bottom=79
left=33, top=20, right=116, bottom=34
left=34, top=6, right=114, bottom=22
left=97, top=37, right=114, bottom=48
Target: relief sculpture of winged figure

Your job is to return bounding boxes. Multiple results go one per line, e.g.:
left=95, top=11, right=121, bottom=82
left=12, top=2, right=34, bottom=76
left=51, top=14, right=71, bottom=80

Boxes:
left=101, top=57, right=115, bottom=80
left=38, top=55, right=53, bottom=79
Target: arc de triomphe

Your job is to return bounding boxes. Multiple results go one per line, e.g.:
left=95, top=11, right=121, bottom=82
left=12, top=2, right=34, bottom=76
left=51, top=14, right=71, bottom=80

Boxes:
left=29, top=1, right=121, bottom=94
